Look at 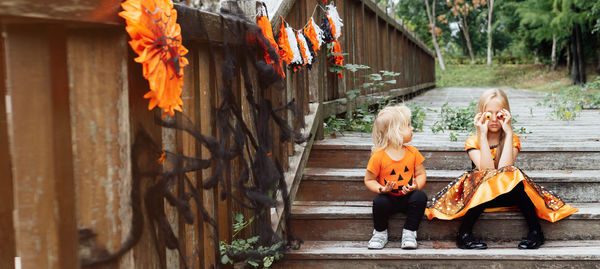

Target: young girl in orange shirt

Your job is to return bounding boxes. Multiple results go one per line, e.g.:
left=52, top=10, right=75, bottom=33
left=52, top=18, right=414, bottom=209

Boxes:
left=364, top=105, right=428, bottom=249
left=425, top=89, right=578, bottom=249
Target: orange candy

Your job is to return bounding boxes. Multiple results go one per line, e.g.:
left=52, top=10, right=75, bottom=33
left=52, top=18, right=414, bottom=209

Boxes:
left=497, top=112, right=505, bottom=120
left=484, top=112, right=492, bottom=120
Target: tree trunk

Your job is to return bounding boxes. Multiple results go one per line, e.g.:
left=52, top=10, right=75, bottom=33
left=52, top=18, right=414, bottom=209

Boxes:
left=487, top=0, right=494, bottom=67
left=551, top=34, right=557, bottom=71
left=459, top=16, right=475, bottom=63
left=567, top=41, right=571, bottom=75
left=571, top=23, right=586, bottom=84
left=534, top=49, right=539, bottom=64
left=424, top=0, right=446, bottom=70
left=597, top=37, right=600, bottom=74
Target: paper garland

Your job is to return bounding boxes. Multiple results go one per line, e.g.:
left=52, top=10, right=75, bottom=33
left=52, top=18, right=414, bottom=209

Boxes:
left=257, top=3, right=343, bottom=76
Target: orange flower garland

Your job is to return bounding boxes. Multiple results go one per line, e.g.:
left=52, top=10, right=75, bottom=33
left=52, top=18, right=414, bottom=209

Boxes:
left=119, top=0, right=189, bottom=116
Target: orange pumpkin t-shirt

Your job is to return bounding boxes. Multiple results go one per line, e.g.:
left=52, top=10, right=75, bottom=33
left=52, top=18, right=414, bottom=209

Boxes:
left=366, top=145, right=425, bottom=196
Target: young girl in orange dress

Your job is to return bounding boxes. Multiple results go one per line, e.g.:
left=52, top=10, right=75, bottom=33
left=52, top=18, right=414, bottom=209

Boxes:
left=425, top=89, right=578, bottom=249
left=364, top=105, right=428, bottom=249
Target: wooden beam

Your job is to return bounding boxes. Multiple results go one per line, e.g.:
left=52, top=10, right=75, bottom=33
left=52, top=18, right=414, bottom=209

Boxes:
left=271, top=0, right=297, bottom=30
left=0, top=0, right=122, bottom=25
left=322, top=82, right=435, bottom=117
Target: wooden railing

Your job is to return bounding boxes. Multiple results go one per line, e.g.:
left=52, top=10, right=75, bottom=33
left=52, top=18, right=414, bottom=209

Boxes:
left=0, top=0, right=434, bottom=268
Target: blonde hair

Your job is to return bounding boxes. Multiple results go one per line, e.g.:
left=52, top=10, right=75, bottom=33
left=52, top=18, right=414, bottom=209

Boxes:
left=372, top=105, right=412, bottom=153
left=477, top=89, right=511, bottom=168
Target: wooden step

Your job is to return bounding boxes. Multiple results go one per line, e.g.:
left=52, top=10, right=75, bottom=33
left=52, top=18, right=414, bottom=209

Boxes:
left=290, top=202, right=600, bottom=241
left=296, top=168, right=600, bottom=203
left=276, top=240, right=600, bottom=268
left=308, top=145, right=600, bottom=170
left=312, top=133, right=600, bottom=151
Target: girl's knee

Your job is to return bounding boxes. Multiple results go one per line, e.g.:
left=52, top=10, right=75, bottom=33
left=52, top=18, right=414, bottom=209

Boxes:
left=373, top=194, right=393, bottom=209
left=411, top=190, right=427, bottom=203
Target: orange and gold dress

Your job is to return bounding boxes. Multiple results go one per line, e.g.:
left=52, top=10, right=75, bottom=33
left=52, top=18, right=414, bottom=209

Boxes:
left=424, top=134, right=578, bottom=223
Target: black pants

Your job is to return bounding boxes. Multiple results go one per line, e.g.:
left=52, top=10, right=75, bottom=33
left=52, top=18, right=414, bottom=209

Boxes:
left=459, top=182, right=541, bottom=235
left=373, top=190, right=427, bottom=232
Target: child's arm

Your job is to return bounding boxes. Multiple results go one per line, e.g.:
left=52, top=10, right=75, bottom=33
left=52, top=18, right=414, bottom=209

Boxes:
left=364, top=170, right=396, bottom=194
left=471, top=113, right=495, bottom=170
left=401, top=163, right=427, bottom=194
left=497, top=109, right=518, bottom=168
left=414, top=164, right=427, bottom=190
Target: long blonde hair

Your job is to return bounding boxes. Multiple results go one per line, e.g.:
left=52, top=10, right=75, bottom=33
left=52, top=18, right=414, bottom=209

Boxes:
left=372, top=105, right=412, bottom=153
left=477, top=89, right=511, bottom=168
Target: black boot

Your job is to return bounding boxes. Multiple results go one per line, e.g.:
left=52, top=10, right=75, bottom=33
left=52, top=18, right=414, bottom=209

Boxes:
left=456, top=233, right=488, bottom=249
left=518, top=230, right=545, bottom=249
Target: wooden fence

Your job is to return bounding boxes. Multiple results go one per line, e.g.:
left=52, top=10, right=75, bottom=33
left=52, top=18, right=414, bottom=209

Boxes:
left=0, top=0, right=434, bottom=268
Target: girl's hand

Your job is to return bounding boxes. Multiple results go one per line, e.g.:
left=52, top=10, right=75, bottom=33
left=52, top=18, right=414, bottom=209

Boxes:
left=401, top=182, right=418, bottom=195
left=498, top=109, right=512, bottom=133
left=474, top=112, right=489, bottom=135
left=379, top=181, right=396, bottom=194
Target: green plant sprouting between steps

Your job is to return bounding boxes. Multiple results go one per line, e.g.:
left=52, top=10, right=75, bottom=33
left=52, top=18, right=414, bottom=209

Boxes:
left=323, top=98, right=427, bottom=135
left=344, top=64, right=400, bottom=106
left=431, top=102, right=530, bottom=141
left=538, top=76, right=600, bottom=121
left=219, top=213, right=283, bottom=268
left=431, top=102, right=477, bottom=141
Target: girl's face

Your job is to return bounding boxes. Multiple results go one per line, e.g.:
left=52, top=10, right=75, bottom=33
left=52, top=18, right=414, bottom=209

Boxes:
left=484, top=98, right=504, bottom=133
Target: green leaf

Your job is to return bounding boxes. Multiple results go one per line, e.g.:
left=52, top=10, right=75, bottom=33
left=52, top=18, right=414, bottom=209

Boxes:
left=247, top=236, right=259, bottom=244
left=248, top=260, right=259, bottom=267
left=263, top=256, right=274, bottom=268
left=221, top=255, right=231, bottom=265
left=234, top=213, right=244, bottom=223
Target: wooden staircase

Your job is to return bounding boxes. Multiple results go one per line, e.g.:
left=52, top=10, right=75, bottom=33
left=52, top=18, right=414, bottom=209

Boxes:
left=277, top=87, right=600, bottom=268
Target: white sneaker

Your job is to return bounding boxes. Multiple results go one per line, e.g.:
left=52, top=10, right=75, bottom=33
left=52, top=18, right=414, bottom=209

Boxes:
left=368, top=229, right=388, bottom=249
left=401, top=229, right=418, bottom=249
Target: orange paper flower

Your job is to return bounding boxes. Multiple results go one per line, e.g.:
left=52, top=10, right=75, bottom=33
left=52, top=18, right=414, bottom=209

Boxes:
left=119, top=0, right=189, bottom=116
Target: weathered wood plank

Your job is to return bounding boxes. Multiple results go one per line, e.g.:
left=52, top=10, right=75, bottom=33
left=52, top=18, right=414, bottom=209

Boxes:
left=216, top=51, right=231, bottom=247
left=127, top=32, right=163, bottom=269
left=180, top=46, right=200, bottom=269
left=281, top=240, right=600, bottom=261
left=5, top=24, right=78, bottom=269
left=290, top=202, right=600, bottom=241
left=0, top=21, right=16, bottom=269
left=199, top=44, right=218, bottom=269
left=68, top=27, right=133, bottom=268
left=297, top=168, right=600, bottom=202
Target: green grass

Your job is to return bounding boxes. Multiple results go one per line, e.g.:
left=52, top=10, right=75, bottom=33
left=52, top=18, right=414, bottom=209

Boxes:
left=435, top=64, right=597, bottom=92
